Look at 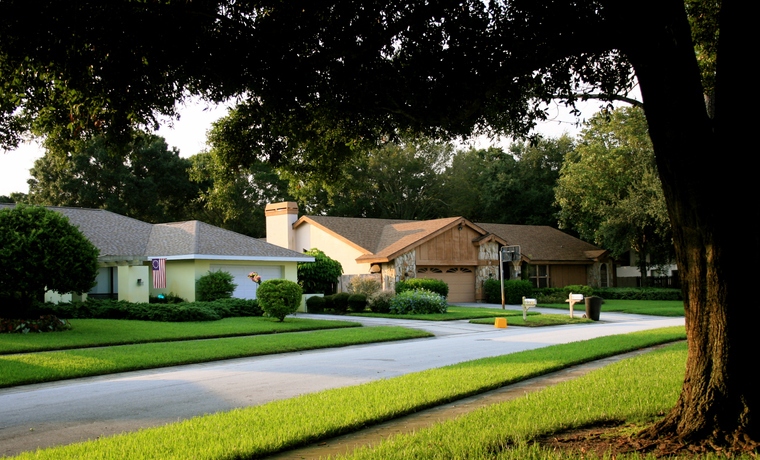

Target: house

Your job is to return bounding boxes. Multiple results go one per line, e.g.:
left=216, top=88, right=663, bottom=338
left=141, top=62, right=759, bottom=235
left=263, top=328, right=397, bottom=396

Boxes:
left=0, top=205, right=313, bottom=303
left=265, top=202, right=611, bottom=303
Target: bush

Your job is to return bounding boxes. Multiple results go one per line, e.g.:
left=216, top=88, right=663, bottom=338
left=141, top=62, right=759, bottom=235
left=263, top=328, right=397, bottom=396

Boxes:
left=298, top=248, right=343, bottom=294
left=482, top=279, right=533, bottom=304
left=593, top=287, right=682, bottom=301
left=503, top=280, right=533, bottom=304
left=390, top=289, right=448, bottom=314
left=149, top=292, right=185, bottom=304
left=368, top=290, right=394, bottom=313
left=1, top=315, right=71, bottom=333
left=196, top=270, right=237, bottom=302
left=0, top=205, right=99, bottom=317
left=322, top=294, right=335, bottom=311
left=563, top=284, right=594, bottom=297
left=533, top=287, right=566, bottom=304
left=395, top=278, right=449, bottom=298
left=347, top=294, right=368, bottom=312
left=483, top=278, right=501, bottom=303
left=331, top=292, right=351, bottom=314
left=256, top=279, right=303, bottom=321
left=305, top=295, right=326, bottom=313
left=346, top=276, right=381, bottom=297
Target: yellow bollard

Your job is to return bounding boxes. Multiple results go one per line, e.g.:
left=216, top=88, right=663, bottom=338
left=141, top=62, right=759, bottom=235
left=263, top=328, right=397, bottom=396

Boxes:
left=494, top=317, right=507, bottom=329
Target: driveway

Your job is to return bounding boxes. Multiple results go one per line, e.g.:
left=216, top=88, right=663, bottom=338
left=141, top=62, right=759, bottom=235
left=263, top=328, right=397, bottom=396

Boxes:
left=0, top=306, right=683, bottom=456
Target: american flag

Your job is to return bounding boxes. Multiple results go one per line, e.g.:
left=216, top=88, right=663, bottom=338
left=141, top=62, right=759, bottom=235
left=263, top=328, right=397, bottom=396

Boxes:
left=152, top=258, right=166, bottom=289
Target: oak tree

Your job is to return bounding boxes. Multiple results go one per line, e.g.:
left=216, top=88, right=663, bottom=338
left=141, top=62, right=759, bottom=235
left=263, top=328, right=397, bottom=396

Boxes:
left=556, top=107, right=673, bottom=285
left=0, top=0, right=753, bottom=449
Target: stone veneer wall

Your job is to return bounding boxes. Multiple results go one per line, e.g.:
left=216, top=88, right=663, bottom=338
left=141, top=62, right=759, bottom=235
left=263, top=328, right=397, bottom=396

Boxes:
left=476, top=241, right=500, bottom=301
left=586, top=261, right=612, bottom=288
left=381, top=250, right=416, bottom=292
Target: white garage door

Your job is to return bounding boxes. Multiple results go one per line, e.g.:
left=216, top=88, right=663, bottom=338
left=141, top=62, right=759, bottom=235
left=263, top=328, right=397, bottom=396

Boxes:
left=209, top=265, right=284, bottom=300
left=417, top=266, right=476, bottom=303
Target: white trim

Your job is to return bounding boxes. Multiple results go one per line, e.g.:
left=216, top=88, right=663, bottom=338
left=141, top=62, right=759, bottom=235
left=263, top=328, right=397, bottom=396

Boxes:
left=146, top=254, right=315, bottom=262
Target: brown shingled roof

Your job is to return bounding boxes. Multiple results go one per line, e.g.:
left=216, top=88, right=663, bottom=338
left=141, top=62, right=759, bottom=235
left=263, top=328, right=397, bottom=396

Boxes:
left=476, top=223, right=605, bottom=263
left=291, top=211, right=605, bottom=264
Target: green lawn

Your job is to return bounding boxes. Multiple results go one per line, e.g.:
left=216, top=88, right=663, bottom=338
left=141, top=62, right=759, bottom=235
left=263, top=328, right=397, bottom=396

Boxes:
left=0, top=316, right=360, bottom=354
left=539, top=298, right=685, bottom=317
left=470, top=313, right=594, bottom=327
left=7, top=327, right=686, bottom=460
left=350, top=306, right=539, bottom=321
left=0, top=326, right=431, bottom=388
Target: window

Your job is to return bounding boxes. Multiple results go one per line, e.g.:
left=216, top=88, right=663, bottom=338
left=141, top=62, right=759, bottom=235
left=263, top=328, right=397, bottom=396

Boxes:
left=527, top=264, right=550, bottom=288
left=600, top=264, right=609, bottom=288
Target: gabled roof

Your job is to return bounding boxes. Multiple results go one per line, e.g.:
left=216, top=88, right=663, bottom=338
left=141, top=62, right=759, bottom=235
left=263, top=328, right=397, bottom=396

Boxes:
left=147, top=221, right=312, bottom=260
left=292, top=212, right=606, bottom=264
left=0, top=205, right=311, bottom=263
left=476, top=223, right=607, bottom=263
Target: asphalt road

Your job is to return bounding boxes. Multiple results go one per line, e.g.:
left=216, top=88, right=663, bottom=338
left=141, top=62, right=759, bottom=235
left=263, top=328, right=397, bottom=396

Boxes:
left=0, top=306, right=684, bottom=456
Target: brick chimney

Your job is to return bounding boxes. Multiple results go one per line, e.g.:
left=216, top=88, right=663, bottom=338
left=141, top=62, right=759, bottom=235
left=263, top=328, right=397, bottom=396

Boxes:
left=265, top=202, right=298, bottom=250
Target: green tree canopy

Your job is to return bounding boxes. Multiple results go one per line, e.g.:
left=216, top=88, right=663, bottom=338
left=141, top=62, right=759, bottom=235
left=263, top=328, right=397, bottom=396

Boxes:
left=555, top=107, right=673, bottom=285
left=443, top=136, right=570, bottom=225
left=27, top=131, right=200, bottom=223
left=0, top=205, right=99, bottom=316
left=285, top=137, right=451, bottom=219
left=297, top=249, right=343, bottom=295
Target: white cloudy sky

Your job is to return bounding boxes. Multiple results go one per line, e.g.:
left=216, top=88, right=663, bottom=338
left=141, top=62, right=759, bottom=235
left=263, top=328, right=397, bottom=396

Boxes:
left=0, top=97, right=606, bottom=197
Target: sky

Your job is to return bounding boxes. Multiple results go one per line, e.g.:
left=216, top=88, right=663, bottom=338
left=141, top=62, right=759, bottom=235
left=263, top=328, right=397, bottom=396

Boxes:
left=0, top=97, right=607, bottom=197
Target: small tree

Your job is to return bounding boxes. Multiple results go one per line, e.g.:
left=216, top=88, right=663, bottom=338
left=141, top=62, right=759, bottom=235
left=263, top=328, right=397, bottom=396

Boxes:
left=195, top=270, right=236, bottom=301
left=297, top=248, right=343, bottom=294
left=257, top=279, right=302, bottom=321
left=0, top=205, right=99, bottom=317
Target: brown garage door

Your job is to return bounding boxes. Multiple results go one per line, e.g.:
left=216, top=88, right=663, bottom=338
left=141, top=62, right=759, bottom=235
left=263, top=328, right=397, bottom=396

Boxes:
left=417, top=266, right=476, bottom=303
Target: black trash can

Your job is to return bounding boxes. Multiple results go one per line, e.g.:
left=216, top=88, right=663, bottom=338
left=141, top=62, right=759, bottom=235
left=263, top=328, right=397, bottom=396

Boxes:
left=585, top=296, right=603, bottom=321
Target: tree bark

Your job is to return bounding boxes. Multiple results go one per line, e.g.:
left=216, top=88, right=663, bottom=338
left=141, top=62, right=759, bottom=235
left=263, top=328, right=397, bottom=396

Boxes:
left=615, top=0, right=760, bottom=447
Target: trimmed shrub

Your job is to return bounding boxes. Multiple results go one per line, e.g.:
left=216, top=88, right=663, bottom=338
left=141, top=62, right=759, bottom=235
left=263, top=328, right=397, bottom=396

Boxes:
left=503, top=280, right=533, bottom=305
left=563, top=284, right=594, bottom=297
left=593, top=287, right=682, bottom=301
left=149, top=292, right=185, bottom=304
left=395, top=278, right=449, bottom=298
left=305, top=295, right=326, bottom=313
left=390, top=289, right=448, bottom=314
left=256, top=279, right=303, bottom=321
left=196, top=270, right=237, bottom=301
left=298, top=248, right=343, bottom=294
left=346, top=277, right=381, bottom=297
left=368, top=290, right=394, bottom=313
left=347, top=294, right=368, bottom=312
left=533, top=287, right=566, bottom=304
left=331, top=292, right=351, bottom=314
left=322, top=295, right=335, bottom=311
left=483, top=278, right=501, bottom=303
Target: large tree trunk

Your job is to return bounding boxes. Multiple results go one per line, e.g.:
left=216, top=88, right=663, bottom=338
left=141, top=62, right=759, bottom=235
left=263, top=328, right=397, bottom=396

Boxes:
left=616, top=0, right=760, bottom=448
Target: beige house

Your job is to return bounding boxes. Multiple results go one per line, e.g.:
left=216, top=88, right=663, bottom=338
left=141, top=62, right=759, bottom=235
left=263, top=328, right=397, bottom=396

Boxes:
left=0, top=205, right=313, bottom=303
left=265, top=202, right=611, bottom=303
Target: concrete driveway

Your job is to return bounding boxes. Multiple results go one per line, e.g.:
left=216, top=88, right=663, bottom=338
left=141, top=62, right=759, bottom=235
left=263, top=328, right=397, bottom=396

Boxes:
left=0, top=306, right=683, bottom=456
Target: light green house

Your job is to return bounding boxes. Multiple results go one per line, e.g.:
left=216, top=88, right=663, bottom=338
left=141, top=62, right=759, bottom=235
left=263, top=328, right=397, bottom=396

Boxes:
left=18, top=206, right=313, bottom=303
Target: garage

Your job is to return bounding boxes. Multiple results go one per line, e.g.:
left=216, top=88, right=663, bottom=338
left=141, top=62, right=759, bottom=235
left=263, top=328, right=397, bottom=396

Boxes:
left=417, top=266, right=476, bottom=303
left=209, top=264, right=284, bottom=300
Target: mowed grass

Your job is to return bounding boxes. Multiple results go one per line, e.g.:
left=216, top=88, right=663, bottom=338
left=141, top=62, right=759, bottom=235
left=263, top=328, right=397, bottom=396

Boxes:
left=351, top=306, right=539, bottom=321
left=539, top=299, right=685, bottom=317
left=6, top=327, right=686, bottom=460
left=470, top=313, right=594, bottom=327
left=0, top=317, right=360, bottom=354
left=341, top=342, right=689, bottom=460
left=0, top=326, right=431, bottom=388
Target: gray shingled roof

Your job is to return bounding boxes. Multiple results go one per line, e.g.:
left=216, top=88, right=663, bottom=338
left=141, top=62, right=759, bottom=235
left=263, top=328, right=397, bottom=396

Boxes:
left=0, top=205, right=310, bottom=262
left=294, top=212, right=605, bottom=263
